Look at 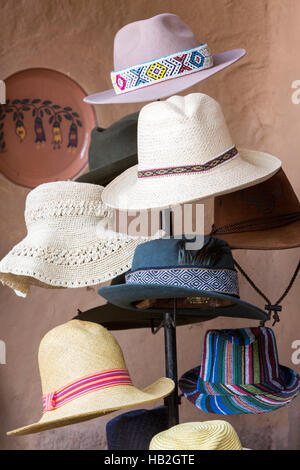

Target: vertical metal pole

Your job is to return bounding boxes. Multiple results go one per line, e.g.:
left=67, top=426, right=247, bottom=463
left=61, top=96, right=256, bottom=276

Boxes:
left=163, top=300, right=179, bottom=427
left=160, top=208, right=172, bottom=237
left=160, top=209, right=180, bottom=427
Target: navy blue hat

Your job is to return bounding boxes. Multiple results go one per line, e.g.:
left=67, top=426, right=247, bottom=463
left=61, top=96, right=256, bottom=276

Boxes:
left=106, top=407, right=168, bottom=450
left=98, top=236, right=268, bottom=321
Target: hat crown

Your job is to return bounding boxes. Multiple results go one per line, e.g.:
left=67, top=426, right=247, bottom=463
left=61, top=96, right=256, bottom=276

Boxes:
left=199, top=327, right=281, bottom=385
left=24, top=181, right=111, bottom=231
left=150, top=420, right=242, bottom=450
left=214, top=168, right=300, bottom=227
left=88, top=112, right=139, bottom=171
left=38, top=320, right=127, bottom=395
left=137, top=93, right=234, bottom=171
left=113, top=14, right=200, bottom=70
left=107, top=407, right=168, bottom=450
left=130, top=236, right=234, bottom=271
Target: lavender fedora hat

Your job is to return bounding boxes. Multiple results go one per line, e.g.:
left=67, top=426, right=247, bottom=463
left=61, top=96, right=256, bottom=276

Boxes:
left=84, top=13, right=245, bottom=104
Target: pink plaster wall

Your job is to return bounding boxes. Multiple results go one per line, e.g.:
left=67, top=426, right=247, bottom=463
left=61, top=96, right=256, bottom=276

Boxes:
left=0, top=0, right=299, bottom=450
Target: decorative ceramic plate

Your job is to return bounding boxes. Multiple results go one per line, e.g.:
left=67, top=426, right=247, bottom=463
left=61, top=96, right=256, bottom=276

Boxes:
left=0, top=68, right=96, bottom=188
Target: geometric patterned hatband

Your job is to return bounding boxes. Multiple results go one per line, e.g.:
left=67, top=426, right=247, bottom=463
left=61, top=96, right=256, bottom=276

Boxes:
left=125, top=266, right=239, bottom=297
left=111, top=45, right=213, bottom=95
left=138, top=146, right=239, bottom=179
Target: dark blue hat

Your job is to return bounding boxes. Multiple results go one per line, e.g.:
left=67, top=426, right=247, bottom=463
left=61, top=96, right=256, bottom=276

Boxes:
left=106, top=406, right=168, bottom=450
left=98, top=236, right=268, bottom=321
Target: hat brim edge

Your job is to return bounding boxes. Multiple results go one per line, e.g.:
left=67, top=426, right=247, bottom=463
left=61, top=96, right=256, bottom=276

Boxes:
left=179, top=365, right=300, bottom=406
left=98, top=284, right=269, bottom=321
left=75, top=153, right=138, bottom=185
left=74, top=303, right=218, bottom=330
left=7, top=377, right=175, bottom=436
left=101, top=149, right=281, bottom=211
left=217, top=220, right=300, bottom=250
left=83, top=49, right=246, bottom=104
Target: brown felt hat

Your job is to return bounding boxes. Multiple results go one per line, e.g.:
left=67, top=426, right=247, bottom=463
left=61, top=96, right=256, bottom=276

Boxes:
left=212, top=169, right=300, bottom=250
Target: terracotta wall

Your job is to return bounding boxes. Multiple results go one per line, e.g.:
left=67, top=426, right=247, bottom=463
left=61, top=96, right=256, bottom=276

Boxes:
left=0, top=0, right=300, bottom=450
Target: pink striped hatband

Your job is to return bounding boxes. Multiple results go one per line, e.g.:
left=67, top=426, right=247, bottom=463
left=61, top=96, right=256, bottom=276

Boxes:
left=42, top=369, right=133, bottom=412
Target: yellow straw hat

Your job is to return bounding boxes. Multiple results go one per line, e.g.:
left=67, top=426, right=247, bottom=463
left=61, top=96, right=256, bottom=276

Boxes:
left=149, top=421, right=243, bottom=450
left=7, top=320, right=174, bottom=436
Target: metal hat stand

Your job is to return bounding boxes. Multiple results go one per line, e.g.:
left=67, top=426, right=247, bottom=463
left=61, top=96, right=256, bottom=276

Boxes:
left=150, top=209, right=180, bottom=428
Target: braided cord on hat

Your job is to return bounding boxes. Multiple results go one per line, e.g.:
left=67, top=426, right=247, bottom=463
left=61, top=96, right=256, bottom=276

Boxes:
left=233, top=259, right=300, bottom=326
left=211, top=211, right=300, bottom=235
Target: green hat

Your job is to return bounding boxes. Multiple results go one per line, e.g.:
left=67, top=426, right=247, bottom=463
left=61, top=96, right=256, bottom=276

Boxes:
left=76, top=112, right=138, bottom=186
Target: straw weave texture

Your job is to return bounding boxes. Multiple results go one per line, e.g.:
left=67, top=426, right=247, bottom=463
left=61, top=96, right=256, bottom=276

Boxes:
left=0, top=181, right=159, bottom=296
left=102, top=94, right=281, bottom=210
left=149, top=420, right=243, bottom=450
left=8, top=320, right=174, bottom=435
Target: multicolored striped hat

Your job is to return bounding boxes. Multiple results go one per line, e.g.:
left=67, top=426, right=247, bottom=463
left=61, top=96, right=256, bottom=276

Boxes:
left=179, top=327, right=300, bottom=414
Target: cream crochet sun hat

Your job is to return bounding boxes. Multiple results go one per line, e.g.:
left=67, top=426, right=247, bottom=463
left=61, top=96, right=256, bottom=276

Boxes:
left=8, top=320, right=174, bottom=435
left=0, top=181, right=160, bottom=297
left=149, top=420, right=244, bottom=450
left=102, top=93, right=281, bottom=210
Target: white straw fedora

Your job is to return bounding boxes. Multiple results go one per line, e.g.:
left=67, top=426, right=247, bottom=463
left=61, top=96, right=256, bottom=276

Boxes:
left=102, top=93, right=281, bottom=211
left=149, top=420, right=244, bottom=450
left=0, top=181, right=161, bottom=297
left=84, top=13, right=245, bottom=104
left=7, top=320, right=174, bottom=435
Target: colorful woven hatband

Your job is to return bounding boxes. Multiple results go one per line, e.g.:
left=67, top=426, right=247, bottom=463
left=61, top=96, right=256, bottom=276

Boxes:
left=84, top=14, right=245, bottom=104
left=179, top=327, right=300, bottom=414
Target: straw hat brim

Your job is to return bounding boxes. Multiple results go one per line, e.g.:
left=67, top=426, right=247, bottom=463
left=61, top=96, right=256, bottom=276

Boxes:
left=98, top=284, right=268, bottom=321
left=150, top=441, right=250, bottom=450
left=84, top=49, right=245, bottom=104
left=0, top=233, right=158, bottom=297
left=7, top=378, right=174, bottom=436
left=150, top=445, right=249, bottom=450
left=150, top=443, right=249, bottom=450
left=101, top=149, right=281, bottom=210
left=179, top=365, right=300, bottom=414
left=215, top=220, right=300, bottom=250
